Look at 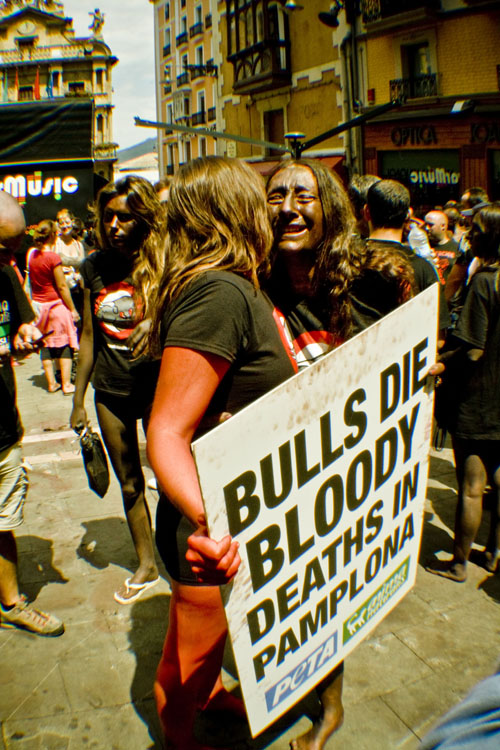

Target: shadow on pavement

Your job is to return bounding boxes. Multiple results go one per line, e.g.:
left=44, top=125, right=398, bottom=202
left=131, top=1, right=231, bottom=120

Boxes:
left=16, top=533, right=68, bottom=600
left=129, top=593, right=171, bottom=749
left=77, top=517, right=164, bottom=576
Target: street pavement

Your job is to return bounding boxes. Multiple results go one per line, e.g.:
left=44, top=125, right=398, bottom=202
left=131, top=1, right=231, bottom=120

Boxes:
left=1, top=352, right=499, bottom=750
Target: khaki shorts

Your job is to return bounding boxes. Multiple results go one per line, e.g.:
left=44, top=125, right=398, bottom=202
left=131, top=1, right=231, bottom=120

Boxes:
left=0, top=443, right=28, bottom=531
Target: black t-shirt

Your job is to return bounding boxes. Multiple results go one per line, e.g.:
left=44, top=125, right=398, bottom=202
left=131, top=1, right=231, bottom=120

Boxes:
left=368, top=240, right=450, bottom=331
left=0, top=266, right=35, bottom=451
left=434, top=238, right=459, bottom=283
left=161, top=270, right=296, bottom=417
left=80, top=251, right=160, bottom=400
left=156, top=270, right=296, bottom=584
left=451, top=267, right=500, bottom=439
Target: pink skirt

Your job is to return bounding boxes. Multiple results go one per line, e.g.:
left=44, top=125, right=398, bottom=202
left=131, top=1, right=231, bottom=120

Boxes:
left=34, top=299, right=79, bottom=350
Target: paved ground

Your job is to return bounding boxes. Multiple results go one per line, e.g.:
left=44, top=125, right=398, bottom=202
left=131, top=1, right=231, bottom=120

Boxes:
left=1, top=353, right=499, bottom=750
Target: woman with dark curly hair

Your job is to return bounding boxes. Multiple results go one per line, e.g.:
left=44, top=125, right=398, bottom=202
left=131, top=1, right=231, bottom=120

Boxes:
left=70, top=175, right=166, bottom=604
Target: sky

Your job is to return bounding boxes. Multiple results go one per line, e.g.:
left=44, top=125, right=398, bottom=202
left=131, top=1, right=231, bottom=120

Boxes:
left=61, top=0, right=157, bottom=150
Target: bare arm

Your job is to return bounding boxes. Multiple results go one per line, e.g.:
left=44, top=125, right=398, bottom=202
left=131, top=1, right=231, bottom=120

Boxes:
left=70, top=289, right=94, bottom=431
left=53, top=264, right=79, bottom=322
left=147, top=346, right=230, bottom=525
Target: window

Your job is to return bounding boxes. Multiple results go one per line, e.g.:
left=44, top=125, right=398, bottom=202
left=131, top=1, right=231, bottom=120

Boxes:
left=195, top=5, right=202, bottom=25
left=185, top=140, right=191, bottom=162
left=200, top=137, right=207, bottom=157
left=163, top=27, right=171, bottom=56
left=181, top=16, right=187, bottom=33
left=96, top=69, right=104, bottom=92
left=52, top=71, right=59, bottom=90
left=163, top=64, right=172, bottom=94
left=195, top=45, right=203, bottom=67
left=197, top=91, right=205, bottom=112
left=18, top=86, right=33, bottom=101
left=181, top=0, right=186, bottom=8
left=164, top=2, right=170, bottom=21
left=167, top=103, right=173, bottom=123
left=68, top=81, right=85, bottom=95
left=184, top=96, right=190, bottom=116
left=96, top=113, right=104, bottom=142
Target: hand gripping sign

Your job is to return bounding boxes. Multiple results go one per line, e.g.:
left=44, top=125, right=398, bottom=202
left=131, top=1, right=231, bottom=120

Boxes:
left=192, top=285, right=438, bottom=736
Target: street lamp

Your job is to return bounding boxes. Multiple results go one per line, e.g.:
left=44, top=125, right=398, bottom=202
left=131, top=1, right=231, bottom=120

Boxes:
left=318, top=2, right=344, bottom=28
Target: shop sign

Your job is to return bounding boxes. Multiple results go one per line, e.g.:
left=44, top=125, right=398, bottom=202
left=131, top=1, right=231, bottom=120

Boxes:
left=410, top=167, right=460, bottom=186
left=0, top=170, right=80, bottom=204
left=471, top=122, right=500, bottom=145
left=391, top=126, right=438, bottom=147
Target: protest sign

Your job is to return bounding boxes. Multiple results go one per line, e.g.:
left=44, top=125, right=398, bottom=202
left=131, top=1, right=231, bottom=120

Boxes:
left=193, top=285, right=438, bottom=736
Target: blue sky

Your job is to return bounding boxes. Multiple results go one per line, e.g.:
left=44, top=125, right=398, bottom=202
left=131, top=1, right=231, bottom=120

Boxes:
left=61, top=1, right=156, bottom=150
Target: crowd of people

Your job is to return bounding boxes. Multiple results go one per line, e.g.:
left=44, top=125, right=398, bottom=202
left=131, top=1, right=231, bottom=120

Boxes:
left=0, top=158, right=498, bottom=750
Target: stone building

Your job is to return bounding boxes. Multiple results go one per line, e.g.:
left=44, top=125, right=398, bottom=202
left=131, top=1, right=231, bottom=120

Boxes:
left=0, top=0, right=117, bottom=180
left=150, top=1, right=347, bottom=177
left=356, top=0, right=500, bottom=207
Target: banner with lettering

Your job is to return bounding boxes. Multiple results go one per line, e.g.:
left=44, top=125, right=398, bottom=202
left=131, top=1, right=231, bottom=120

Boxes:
left=193, top=285, right=438, bottom=736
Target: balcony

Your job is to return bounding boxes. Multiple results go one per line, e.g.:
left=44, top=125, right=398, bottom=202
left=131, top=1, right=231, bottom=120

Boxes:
left=191, top=110, right=206, bottom=126
left=229, top=39, right=291, bottom=95
left=176, top=31, right=188, bottom=46
left=94, top=142, right=118, bottom=160
left=163, top=83, right=172, bottom=94
left=189, top=22, right=203, bottom=38
left=390, top=73, right=438, bottom=101
left=162, top=44, right=171, bottom=57
left=362, top=0, right=440, bottom=23
left=207, top=106, right=216, bottom=121
left=205, top=13, right=212, bottom=29
left=176, top=72, right=190, bottom=87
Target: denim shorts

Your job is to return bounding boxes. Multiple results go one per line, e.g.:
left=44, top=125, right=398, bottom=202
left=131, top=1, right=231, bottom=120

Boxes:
left=0, top=443, right=28, bottom=530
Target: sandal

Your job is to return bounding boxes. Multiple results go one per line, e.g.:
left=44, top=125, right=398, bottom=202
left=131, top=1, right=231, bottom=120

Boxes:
left=113, top=576, right=160, bottom=605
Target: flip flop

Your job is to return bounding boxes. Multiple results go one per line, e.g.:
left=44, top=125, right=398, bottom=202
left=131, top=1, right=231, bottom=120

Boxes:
left=48, top=384, right=62, bottom=393
left=113, top=576, right=160, bottom=605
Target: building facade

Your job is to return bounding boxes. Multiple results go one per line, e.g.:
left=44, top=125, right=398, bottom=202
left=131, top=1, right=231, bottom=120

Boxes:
left=150, top=1, right=348, bottom=176
left=356, top=0, right=500, bottom=209
left=151, top=0, right=218, bottom=175
left=0, top=0, right=117, bottom=180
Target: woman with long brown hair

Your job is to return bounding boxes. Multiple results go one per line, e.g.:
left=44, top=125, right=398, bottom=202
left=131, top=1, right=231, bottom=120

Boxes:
left=146, top=156, right=297, bottom=749
left=188, top=159, right=415, bottom=750
left=26, top=219, right=79, bottom=393
left=70, top=175, right=165, bottom=604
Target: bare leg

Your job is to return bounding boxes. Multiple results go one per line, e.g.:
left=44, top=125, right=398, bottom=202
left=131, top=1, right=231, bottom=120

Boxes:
left=58, top=356, right=74, bottom=394
left=291, top=663, right=344, bottom=750
left=0, top=531, right=20, bottom=606
left=41, top=355, right=59, bottom=392
left=95, top=396, right=158, bottom=595
left=155, top=582, right=231, bottom=749
left=203, top=675, right=246, bottom=718
left=428, top=438, right=486, bottom=582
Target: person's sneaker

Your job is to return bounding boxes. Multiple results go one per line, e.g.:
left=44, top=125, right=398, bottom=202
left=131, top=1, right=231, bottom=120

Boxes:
left=0, top=595, right=64, bottom=637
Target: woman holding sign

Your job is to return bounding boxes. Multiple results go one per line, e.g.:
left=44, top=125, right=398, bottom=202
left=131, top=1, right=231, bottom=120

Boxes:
left=188, top=160, right=415, bottom=750
left=145, top=156, right=297, bottom=750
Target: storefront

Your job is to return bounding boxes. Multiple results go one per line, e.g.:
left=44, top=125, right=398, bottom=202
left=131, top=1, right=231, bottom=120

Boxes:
left=362, top=96, right=500, bottom=213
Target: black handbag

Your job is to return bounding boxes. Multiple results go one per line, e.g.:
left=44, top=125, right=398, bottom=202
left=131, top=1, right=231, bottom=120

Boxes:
left=80, top=427, right=110, bottom=498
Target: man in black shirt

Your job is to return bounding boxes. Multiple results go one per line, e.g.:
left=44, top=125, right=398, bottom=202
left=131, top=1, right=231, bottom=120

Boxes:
left=0, top=191, right=64, bottom=636
left=365, top=179, right=450, bottom=341
left=424, top=210, right=459, bottom=284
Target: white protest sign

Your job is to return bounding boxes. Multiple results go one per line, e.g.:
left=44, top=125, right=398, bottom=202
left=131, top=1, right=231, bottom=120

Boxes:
left=193, top=285, right=438, bottom=736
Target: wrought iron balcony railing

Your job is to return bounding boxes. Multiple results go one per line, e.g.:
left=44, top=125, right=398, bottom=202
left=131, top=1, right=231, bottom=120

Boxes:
left=175, top=31, right=188, bottom=46
left=189, top=22, right=203, bottom=38
left=389, top=73, right=438, bottom=101
left=191, top=110, right=206, bottom=126
left=176, top=72, right=190, bottom=87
